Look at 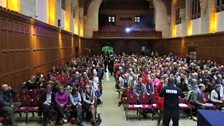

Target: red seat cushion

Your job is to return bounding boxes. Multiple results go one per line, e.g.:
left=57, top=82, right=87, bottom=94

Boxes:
left=27, top=107, right=39, bottom=112
left=17, top=107, right=29, bottom=112
left=0, top=116, right=5, bottom=122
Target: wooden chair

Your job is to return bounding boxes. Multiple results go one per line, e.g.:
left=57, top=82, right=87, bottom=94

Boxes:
left=124, top=94, right=140, bottom=120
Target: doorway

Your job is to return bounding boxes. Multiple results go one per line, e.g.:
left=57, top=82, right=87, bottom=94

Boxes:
left=102, top=46, right=114, bottom=54
left=188, top=47, right=197, bottom=60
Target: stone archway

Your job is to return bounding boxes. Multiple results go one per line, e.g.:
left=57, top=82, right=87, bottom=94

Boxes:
left=84, top=0, right=103, bottom=38
left=153, top=0, right=171, bottom=38
left=84, top=0, right=170, bottom=38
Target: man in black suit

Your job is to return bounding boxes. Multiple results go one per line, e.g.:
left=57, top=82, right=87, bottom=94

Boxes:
left=159, top=76, right=185, bottom=126
left=0, top=84, right=18, bottom=126
left=40, top=84, right=55, bottom=126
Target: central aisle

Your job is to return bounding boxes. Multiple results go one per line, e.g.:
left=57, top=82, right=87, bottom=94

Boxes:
left=97, top=72, right=157, bottom=126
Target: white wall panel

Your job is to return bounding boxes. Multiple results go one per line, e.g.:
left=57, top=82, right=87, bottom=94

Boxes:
left=192, top=18, right=201, bottom=35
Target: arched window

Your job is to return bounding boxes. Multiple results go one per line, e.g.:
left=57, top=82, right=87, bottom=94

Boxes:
left=216, top=0, right=224, bottom=12
left=191, top=0, right=201, bottom=19
left=176, top=7, right=181, bottom=24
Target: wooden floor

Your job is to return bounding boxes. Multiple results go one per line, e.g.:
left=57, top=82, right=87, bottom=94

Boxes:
left=12, top=72, right=197, bottom=126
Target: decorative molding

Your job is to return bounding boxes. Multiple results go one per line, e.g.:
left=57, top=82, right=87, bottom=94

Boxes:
left=179, top=8, right=185, bottom=20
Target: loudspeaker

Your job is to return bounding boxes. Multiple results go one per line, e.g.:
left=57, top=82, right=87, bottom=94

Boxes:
left=58, top=19, right=61, bottom=27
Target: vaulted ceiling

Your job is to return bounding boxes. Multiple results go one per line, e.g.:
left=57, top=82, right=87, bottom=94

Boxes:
left=79, top=0, right=172, bottom=16
left=100, top=0, right=151, bottom=10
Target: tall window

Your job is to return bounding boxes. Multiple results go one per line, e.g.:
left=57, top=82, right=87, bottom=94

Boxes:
left=108, top=16, right=115, bottom=23
left=176, top=8, right=181, bottom=24
left=61, top=0, right=66, bottom=10
left=191, top=0, right=201, bottom=19
left=135, top=16, right=141, bottom=22
left=216, top=0, right=224, bottom=12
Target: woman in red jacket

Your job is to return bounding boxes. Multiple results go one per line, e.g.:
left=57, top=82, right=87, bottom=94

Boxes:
left=155, top=75, right=168, bottom=126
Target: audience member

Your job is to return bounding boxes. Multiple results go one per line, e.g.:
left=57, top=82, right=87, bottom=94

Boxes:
left=55, top=86, right=69, bottom=124
left=0, top=84, right=18, bottom=126
left=82, top=85, right=96, bottom=125
left=70, top=87, right=84, bottom=126
left=40, top=84, right=55, bottom=126
left=210, top=84, right=224, bottom=109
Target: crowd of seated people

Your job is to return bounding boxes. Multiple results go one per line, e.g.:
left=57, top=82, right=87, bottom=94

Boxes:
left=0, top=56, right=104, bottom=126
left=1, top=52, right=224, bottom=125
left=113, top=52, right=224, bottom=122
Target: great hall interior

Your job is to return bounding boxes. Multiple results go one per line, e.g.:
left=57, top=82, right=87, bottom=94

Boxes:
left=0, top=0, right=224, bottom=126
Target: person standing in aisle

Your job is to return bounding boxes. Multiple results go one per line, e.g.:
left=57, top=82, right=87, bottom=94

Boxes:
left=159, top=76, right=185, bottom=126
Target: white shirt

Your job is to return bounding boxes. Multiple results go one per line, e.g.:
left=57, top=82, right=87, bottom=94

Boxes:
left=93, top=76, right=99, bottom=91
left=210, top=89, right=224, bottom=103
left=44, top=92, right=52, bottom=104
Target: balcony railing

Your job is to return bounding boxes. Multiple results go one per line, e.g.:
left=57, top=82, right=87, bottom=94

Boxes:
left=93, top=30, right=162, bottom=39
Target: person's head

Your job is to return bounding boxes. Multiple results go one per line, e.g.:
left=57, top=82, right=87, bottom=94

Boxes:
left=93, top=71, right=97, bottom=76
left=59, top=86, right=64, bottom=93
left=85, top=85, right=91, bottom=93
left=164, top=77, right=169, bottom=85
left=1, top=84, right=9, bottom=91
left=46, top=84, right=52, bottom=93
left=75, top=71, right=79, bottom=76
left=168, top=75, right=176, bottom=85
left=138, top=78, right=142, bottom=84
left=217, top=74, right=222, bottom=79
left=214, top=84, right=221, bottom=92
left=161, top=74, right=168, bottom=83
left=124, top=74, right=128, bottom=79
left=151, top=74, right=155, bottom=79
left=147, top=75, right=151, bottom=82
left=198, top=84, right=206, bottom=91
left=191, top=79, right=198, bottom=85
left=31, top=75, right=36, bottom=82
left=71, top=86, right=78, bottom=95
left=128, top=68, right=132, bottom=73
left=83, top=72, right=87, bottom=77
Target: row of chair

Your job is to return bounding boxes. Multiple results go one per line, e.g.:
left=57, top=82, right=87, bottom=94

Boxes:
left=121, top=87, right=155, bottom=120
left=14, top=92, right=41, bottom=123
left=121, top=87, right=219, bottom=121
left=124, top=93, right=154, bottom=120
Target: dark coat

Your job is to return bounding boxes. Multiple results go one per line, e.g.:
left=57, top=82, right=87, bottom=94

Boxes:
left=0, top=89, right=16, bottom=107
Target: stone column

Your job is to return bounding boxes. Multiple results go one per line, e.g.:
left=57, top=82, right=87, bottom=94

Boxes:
left=200, top=0, right=209, bottom=34
left=180, top=7, right=186, bottom=36
left=171, top=0, right=176, bottom=37
left=84, top=0, right=103, bottom=38
left=186, top=0, right=192, bottom=36
left=153, top=0, right=170, bottom=38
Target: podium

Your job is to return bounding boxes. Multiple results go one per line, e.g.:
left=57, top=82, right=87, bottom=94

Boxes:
left=197, top=109, right=224, bottom=126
